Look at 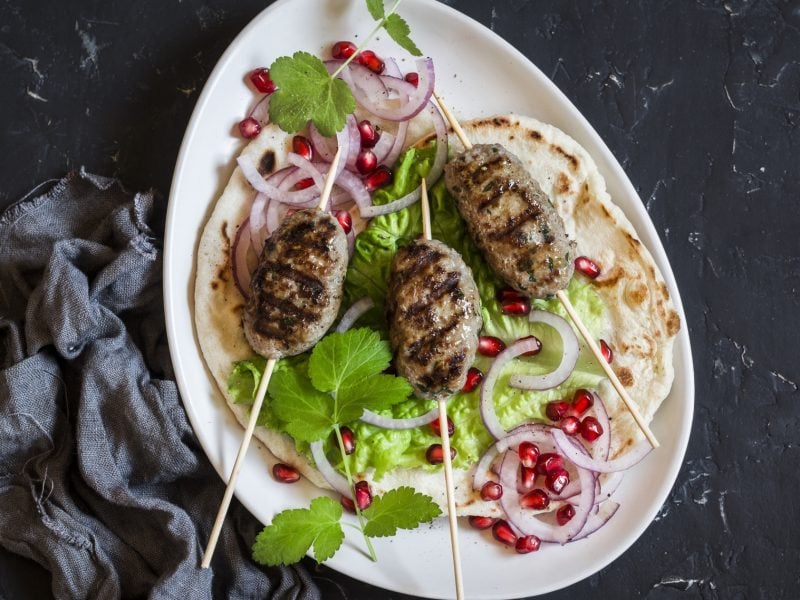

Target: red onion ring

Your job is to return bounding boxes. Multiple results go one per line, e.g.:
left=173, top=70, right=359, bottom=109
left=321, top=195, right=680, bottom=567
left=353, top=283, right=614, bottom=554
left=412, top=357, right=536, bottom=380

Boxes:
left=359, top=101, right=447, bottom=218
left=590, top=393, right=611, bottom=461
left=553, top=429, right=652, bottom=472
left=310, top=440, right=351, bottom=498
left=480, top=337, right=546, bottom=440
left=237, top=155, right=320, bottom=206
left=309, top=123, right=337, bottom=163
left=249, top=94, right=271, bottom=126
left=509, top=311, right=580, bottom=391
left=500, top=450, right=595, bottom=544
left=231, top=218, right=253, bottom=297
left=380, top=120, right=408, bottom=168
left=336, top=297, right=375, bottom=333
left=360, top=406, right=440, bottom=430
left=472, top=425, right=555, bottom=491
left=249, top=192, right=269, bottom=252
left=570, top=501, right=619, bottom=542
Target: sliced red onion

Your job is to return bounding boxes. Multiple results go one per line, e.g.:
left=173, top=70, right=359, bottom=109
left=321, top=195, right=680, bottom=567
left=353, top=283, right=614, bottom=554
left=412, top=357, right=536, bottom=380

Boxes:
left=383, top=57, right=403, bottom=78
left=231, top=218, right=253, bottom=297
left=500, top=451, right=595, bottom=544
left=237, top=155, right=320, bottom=206
left=309, top=122, right=337, bottom=163
left=344, top=115, right=360, bottom=172
left=553, top=429, right=652, bottom=472
left=570, top=501, right=620, bottom=542
left=472, top=425, right=555, bottom=491
left=380, top=119, right=408, bottom=168
left=354, top=58, right=434, bottom=121
left=359, top=101, right=447, bottom=218
left=597, top=471, right=625, bottom=503
left=336, top=297, right=375, bottom=333
left=509, top=311, right=580, bottom=391
left=360, top=405, right=440, bottom=430
left=323, top=168, right=372, bottom=213
left=480, top=336, right=546, bottom=440
left=590, top=393, right=611, bottom=461
left=249, top=94, right=271, bottom=126
left=287, top=152, right=325, bottom=195
left=249, top=192, right=269, bottom=252
left=310, top=440, right=351, bottom=498
left=371, top=129, right=396, bottom=163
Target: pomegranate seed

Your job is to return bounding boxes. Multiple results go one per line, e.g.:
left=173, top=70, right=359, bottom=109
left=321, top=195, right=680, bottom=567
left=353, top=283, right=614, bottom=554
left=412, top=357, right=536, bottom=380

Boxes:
left=546, top=400, right=570, bottom=422
left=480, top=481, right=503, bottom=501
left=293, top=177, right=315, bottom=190
left=535, top=452, right=564, bottom=475
left=404, top=72, right=419, bottom=87
left=357, top=50, right=385, bottom=74
left=571, top=389, right=594, bottom=416
left=340, top=494, right=356, bottom=513
left=468, top=515, right=497, bottom=530
left=332, top=40, right=357, bottom=60
left=238, top=117, right=261, bottom=139
left=501, top=299, right=530, bottom=316
left=520, top=488, right=550, bottom=510
left=340, top=426, right=356, bottom=455
left=600, top=339, right=613, bottom=363
left=545, top=468, right=570, bottom=495
left=560, top=415, right=580, bottom=436
left=518, top=442, right=540, bottom=469
left=430, top=416, right=455, bottom=437
left=515, top=535, right=541, bottom=554
left=491, top=519, right=517, bottom=547
left=334, top=210, right=352, bottom=234
left=272, top=463, right=300, bottom=483
left=249, top=68, right=276, bottom=94
left=356, top=149, right=378, bottom=175
left=496, top=286, right=524, bottom=302
left=364, top=165, right=393, bottom=192
left=461, top=367, right=483, bottom=393
left=358, top=119, right=381, bottom=148
left=478, top=336, right=505, bottom=357
left=354, top=480, right=372, bottom=510
left=292, top=136, right=313, bottom=161
left=426, top=443, right=456, bottom=465
left=520, top=466, right=536, bottom=491
left=574, top=255, right=601, bottom=279
left=519, top=335, right=542, bottom=356
left=580, top=416, right=604, bottom=442
left=556, top=504, right=575, bottom=525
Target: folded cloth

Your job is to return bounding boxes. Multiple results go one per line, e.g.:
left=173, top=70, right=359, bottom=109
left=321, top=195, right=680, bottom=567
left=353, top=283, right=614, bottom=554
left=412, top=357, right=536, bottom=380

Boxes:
left=0, top=171, right=319, bottom=600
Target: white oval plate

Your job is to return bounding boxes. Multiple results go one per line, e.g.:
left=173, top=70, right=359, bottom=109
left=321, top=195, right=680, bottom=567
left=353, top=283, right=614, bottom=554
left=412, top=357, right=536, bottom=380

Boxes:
left=164, top=0, right=694, bottom=597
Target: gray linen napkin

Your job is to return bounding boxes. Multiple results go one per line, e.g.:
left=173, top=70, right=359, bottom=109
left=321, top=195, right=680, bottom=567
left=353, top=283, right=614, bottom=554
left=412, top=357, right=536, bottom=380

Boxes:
left=0, top=171, right=320, bottom=600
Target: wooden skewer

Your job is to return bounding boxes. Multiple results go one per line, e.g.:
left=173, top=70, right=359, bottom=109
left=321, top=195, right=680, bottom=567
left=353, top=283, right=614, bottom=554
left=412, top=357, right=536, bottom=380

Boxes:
left=432, top=93, right=659, bottom=449
left=420, top=178, right=465, bottom=600
left=202, top=148, right=344, bottom=569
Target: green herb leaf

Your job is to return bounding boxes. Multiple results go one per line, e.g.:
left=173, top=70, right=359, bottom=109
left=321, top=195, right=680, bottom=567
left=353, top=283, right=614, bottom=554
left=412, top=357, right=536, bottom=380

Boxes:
left=366, top=0, right=385, bottom=20
left=308, top=328, right=392, bottom=393
left=227, top=356, right=267, bottom=404
left=268, top=51, right=356, bottom=136
left=363, top=487, right=441, bottom=537
left=269, top=366, right=334, bottom=442
left=252, top=496, right=344, bottom=565
left=337, top=374, right=413, bottom=422
left=383, top=14, right=422, bottom=56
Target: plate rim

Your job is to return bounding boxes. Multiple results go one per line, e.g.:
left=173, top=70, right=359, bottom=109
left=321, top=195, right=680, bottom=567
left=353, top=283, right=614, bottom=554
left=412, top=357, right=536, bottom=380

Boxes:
left=164, top=0, right=695, bottom=597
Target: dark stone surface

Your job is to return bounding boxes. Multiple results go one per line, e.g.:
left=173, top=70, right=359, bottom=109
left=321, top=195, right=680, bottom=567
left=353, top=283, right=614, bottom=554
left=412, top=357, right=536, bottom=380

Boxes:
left=1, top=0, right=798, bottom=598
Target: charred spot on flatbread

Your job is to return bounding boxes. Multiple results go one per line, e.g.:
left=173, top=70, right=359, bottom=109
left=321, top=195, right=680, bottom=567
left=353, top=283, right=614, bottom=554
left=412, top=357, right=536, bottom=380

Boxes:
left=666, top=310, right=681, bottom=337
left=625, top=281, right=649, bottom=306
left=556, top=172, right=571, bottom=194
left=616, top=366, right=635, bottom=387
left=551, top=144, right=580, bottom=172
left=258, top=150, right=276, bottom=175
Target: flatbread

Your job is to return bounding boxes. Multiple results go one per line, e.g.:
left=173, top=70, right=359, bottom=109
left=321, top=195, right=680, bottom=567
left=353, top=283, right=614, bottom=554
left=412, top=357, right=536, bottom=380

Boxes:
left=194, top=114, right=680, bottom=517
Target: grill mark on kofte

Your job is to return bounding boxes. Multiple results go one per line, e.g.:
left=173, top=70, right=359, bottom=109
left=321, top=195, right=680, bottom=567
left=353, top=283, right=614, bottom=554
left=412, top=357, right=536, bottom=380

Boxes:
left=260, top=260, right=326, bottom=301
left=404, top=271, right=461, bottom=317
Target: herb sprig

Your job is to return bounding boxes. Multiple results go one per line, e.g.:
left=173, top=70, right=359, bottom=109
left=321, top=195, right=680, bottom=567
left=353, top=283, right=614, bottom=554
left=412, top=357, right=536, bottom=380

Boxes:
left=268, top=0, right=422, bottom=136
left=248, top=328, right=441, bottom=565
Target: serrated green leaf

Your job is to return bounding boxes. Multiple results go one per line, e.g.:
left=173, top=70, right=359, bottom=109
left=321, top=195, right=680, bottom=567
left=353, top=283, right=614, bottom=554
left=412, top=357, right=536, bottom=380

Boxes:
left=252, top=496, right=344, bottom=565
left=336, top=374, right=413, bottom=422
left=269, top=367, right=334, bottom=442
left=383, top=14, right=422, bottom=56
left=268, top=51, right=355, bottom=136
left=366, top=0, right=385, bottom=20
left=363, top=487, right=441, bottom=537
left=308, top=328, right=392, bottom=393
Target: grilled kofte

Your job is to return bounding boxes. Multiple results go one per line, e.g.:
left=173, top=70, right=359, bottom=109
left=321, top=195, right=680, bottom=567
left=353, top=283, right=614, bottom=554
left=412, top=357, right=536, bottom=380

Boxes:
left=385, top=238, right=482, bottom=401
left=444, top=143, right=574, bottom=298
left=243, top=208, right=348, bottom=359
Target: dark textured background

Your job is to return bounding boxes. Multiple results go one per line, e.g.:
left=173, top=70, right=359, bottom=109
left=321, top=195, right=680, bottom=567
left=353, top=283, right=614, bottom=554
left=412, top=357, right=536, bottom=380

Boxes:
left=1, top=0, right=798, bottom=598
